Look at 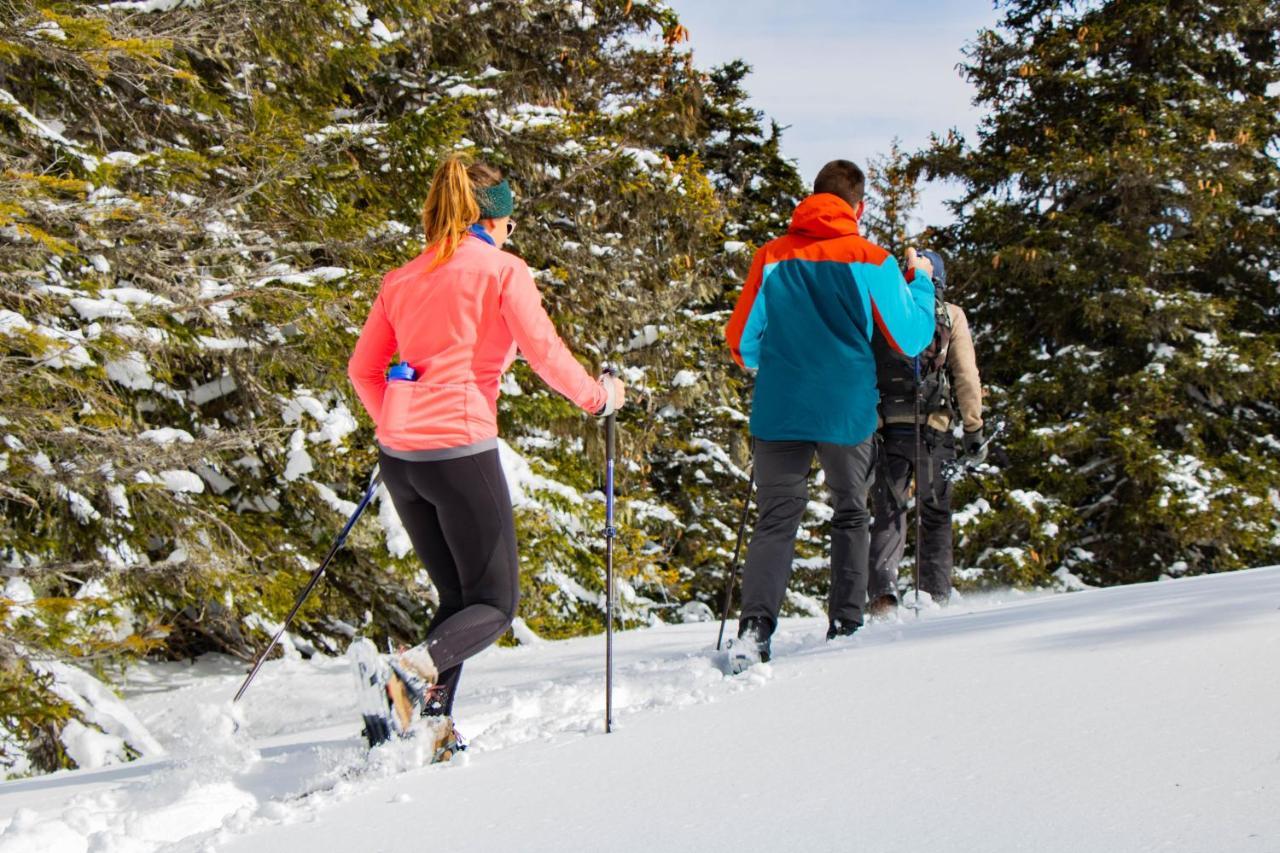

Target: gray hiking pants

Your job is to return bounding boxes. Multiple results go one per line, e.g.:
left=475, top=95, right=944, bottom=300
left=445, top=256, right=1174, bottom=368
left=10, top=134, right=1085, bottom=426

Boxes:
left=868, top=426, right=956, bottom=603
left=739, top=438, right=876, bottom=635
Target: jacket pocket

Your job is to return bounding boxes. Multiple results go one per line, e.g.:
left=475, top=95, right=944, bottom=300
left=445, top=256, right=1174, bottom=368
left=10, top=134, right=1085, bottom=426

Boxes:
left=379, top=381, right=470, bottom=445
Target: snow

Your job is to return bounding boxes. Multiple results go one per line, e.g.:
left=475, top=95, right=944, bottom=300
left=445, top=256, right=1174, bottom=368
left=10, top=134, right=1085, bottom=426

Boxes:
left=1007, top=488, right=1048, bottom=513
left=376, top=485, right=413, bottom=558
left=190, top=374, right=237, bottom=405
left=28, top=20, right=67, bottom=41
left=493, top=103, right=564, bottom=133
left=99, top=0, right=202, bottom=10
left=32, top=659, right=165, bottom=764
left=107, top=484, right=131, bottom=518
left=157, top=470, right=204, bottom=493
left=254, top=266, right=351, bottom=288
left=498, top=438, right=584, bottom=507
left=70, top=296, right=132, bottom=321
left=622, top=146, right=664, bottom=172
left=197, top=335, right=251, bottom=351
left=0, top=89, right=99, bottom=169
left=281, top=393, right=358, bottom=446
left=670, top=369, right=698, bottom=388
left=36, top=325, right=94, bottom=369
left=367, top=18, right=401, bottom=44
left=0, top=310, right=32, bottom=335
left=102, top=151, right=144, bottom=167
left=1157, top=453, right=1223, bottom=512
left=444, top=83, right=498, bottom=99
left=312, top=481, right=357, bottom=518
left=99, top=287, right=173, bottom=308
left=283, top=430, right=314, bottom=482
left=139, top=428, right=194, bottom=445
left=56, top=486, right=101, bottom=524
left=57, top=719, right=130, bottom=771
left=105, top=352, right=154, bottom=390
left=1, top=568, right=1277, bottom=852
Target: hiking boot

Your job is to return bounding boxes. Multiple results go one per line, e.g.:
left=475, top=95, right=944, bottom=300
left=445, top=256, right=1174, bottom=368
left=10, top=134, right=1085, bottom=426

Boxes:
left=426, top=717, right=467, bottom=764
left=385, top=644, right=438, bottom=733
left=826, top=618, right=860, bottom=640
left=726, top=616, right=772, bottom=675
left=867, top=593, right=899, bottom=622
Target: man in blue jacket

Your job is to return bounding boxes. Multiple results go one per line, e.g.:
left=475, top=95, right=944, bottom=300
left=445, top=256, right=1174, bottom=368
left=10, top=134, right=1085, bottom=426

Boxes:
left=724, top=159, right=936, bottom=672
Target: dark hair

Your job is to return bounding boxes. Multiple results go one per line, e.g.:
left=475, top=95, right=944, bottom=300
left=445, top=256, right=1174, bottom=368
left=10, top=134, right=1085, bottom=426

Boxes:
left=813, top=160, right=865, bottom=209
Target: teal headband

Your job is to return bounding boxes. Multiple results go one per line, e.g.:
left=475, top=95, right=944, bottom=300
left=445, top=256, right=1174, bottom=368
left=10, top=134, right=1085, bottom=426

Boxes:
left=476, top=180, right=514, bottom=219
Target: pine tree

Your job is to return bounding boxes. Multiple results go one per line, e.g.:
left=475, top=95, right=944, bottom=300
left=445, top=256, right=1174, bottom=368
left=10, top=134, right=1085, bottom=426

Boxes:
left=0, top=0, right=802, bottom=773
left=864, top=137, right=922, bottom=258
left=923, top=0, right=1280, bottom=587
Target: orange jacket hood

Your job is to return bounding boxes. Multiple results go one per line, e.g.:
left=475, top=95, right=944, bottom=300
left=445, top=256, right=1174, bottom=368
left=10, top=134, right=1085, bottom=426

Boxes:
left=787, top=193, right=862, bottom=241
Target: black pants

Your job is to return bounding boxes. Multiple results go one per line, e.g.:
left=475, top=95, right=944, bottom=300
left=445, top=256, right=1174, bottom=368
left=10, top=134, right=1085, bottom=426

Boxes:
left=378, top=449, right=520, bottom=714
left=868, top=426, right=955, bottom=603
left=739, top=438, right=875, bottom=635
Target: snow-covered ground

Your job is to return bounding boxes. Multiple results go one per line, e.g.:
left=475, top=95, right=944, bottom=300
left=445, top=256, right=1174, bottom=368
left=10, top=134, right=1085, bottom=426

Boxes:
left=2, top=567, right=1278, bottom=853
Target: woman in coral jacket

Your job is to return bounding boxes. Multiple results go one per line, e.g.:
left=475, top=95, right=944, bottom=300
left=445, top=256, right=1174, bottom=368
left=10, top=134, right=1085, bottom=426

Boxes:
left=347, top=156, right=625, bottom=743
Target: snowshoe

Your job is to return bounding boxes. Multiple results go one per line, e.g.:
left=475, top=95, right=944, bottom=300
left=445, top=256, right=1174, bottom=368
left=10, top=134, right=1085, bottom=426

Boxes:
left=349, top=638, right=397, bottom=747
left=347, top=638, right=438, bottom=748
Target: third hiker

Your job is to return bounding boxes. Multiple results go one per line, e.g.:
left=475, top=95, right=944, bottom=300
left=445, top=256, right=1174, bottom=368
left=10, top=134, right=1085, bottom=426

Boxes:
left=723, top=159, right=937, bottom=673
left=867, top=249, right=984, bottom=616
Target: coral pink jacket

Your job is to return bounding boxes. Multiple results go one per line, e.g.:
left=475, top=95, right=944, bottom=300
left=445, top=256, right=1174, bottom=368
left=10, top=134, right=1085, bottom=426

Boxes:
left=348, top=235, right=606, bottom=451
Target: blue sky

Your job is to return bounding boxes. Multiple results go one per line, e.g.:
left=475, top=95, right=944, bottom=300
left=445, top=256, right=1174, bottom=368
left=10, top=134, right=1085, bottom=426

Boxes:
left=669, top=0, right=1001, bottom=226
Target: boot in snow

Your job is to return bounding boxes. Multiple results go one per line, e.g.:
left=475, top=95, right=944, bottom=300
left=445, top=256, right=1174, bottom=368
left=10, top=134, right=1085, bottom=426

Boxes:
left=424, top=716, right=467, bottom=764
left=867, top=593, right=899, bottom=622
left=726, top=616, right=771, bottom=675
left=826, top=618, right=860, bottom=640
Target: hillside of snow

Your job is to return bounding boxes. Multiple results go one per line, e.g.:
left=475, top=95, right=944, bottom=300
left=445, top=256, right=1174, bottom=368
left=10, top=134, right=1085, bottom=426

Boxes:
left=1, top=566, right=1277, bottom=853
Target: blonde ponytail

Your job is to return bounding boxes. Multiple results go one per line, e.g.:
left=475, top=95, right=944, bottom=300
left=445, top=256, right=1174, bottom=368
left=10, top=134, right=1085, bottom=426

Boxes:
left=422, top=156, right=481, bottom=269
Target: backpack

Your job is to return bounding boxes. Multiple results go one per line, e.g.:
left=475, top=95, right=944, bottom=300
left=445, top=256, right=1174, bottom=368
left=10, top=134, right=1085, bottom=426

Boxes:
left=872, top=294, right=954, bottom=423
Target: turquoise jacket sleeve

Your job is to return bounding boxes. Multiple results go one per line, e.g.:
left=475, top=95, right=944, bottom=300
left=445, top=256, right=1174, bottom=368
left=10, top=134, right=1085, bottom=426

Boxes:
left=857, top=256, right=936, bottom=357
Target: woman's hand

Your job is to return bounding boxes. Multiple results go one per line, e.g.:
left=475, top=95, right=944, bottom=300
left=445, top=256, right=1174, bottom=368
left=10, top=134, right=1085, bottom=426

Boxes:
left=599, top=374, right=626, bottom=415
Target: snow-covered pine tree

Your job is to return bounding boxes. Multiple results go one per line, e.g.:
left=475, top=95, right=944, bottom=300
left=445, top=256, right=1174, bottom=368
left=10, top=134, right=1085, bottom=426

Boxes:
left=922, top=0, right=1280, bottom=586
left=0, top=0, right=802, bottom=775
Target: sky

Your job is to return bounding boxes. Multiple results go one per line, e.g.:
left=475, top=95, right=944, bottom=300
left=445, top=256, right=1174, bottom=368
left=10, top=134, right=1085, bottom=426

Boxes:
left=668, top=0, right=1001, bottom=227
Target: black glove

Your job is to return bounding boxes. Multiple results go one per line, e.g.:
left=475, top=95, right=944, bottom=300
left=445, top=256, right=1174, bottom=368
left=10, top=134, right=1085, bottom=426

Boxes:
left=962, top=427, right=987, bottom=465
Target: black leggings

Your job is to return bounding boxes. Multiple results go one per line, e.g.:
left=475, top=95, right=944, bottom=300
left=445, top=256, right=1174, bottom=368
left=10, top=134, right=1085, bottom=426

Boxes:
left=378, top=449, right=519, bottom=714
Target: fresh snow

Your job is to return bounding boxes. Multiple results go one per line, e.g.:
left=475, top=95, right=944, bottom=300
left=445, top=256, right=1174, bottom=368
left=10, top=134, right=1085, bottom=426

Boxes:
left=1, top=568, right=1277, bottom=852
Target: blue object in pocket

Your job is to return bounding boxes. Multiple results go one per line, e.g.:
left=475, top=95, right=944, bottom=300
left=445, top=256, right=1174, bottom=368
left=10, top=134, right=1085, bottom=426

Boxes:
left=388, top=362, right=417, bottom=382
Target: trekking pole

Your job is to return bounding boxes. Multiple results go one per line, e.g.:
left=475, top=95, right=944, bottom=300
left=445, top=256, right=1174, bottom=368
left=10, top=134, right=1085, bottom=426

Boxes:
left=234, top=466, right=381, bottom=703
left=716, top=464, right=754, bottom=651
left=941, top=418, right=1006, bottom=482
left=603, top=373, right=617, bottom=734
left=913, top=356, right=923, bottom=618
